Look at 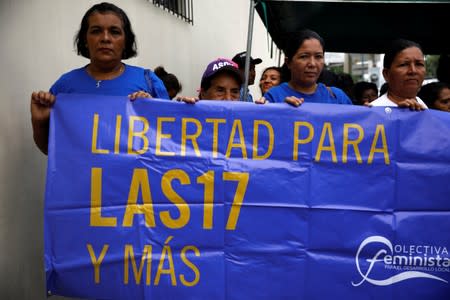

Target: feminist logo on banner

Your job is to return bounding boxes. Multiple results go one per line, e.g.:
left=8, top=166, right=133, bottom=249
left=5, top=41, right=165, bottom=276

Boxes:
left=352, top=236, right=449, bottom=286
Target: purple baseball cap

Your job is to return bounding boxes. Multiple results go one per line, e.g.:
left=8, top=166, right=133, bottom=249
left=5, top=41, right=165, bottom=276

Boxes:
left=200, top=58, right=243, bottom=88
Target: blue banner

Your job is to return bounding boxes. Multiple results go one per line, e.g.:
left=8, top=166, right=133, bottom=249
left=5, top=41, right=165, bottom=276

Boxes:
left=45, top=94, right=450, bottom=299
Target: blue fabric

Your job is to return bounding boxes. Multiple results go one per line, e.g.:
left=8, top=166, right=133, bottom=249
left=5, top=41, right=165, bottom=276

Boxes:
left=45, top=94, right=450, bottom=300
left=144, top=69, right=170, bottom=100
left=239, top=87, right=253, bottom=102
left=264, top=82, right=352, bottom=104
left=50, top=64, right=169, bottom=99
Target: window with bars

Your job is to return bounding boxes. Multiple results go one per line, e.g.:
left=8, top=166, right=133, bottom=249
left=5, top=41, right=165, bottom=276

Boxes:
left=152, top=0, right=194, bottom=25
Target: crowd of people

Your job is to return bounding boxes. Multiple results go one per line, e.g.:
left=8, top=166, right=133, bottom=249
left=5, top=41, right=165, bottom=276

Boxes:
left=31, top=2, right=449, bottom=155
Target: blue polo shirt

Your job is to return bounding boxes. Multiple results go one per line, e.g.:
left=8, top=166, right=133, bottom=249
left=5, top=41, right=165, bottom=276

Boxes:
left=264, top=82, right=352, bottom=105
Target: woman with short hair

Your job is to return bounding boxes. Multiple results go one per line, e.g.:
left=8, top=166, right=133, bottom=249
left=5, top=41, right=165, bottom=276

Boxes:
left=31, top=2, right=169, bottom=154
left=371, top=39, right=427, bottom=110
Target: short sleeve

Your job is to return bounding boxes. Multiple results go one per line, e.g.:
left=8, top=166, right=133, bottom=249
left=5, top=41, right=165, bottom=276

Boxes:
left=263, top=90, right=276, bottom=103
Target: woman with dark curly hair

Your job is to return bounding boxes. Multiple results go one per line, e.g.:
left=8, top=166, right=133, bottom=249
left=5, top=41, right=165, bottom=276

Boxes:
left=30, top=2, right=169, bottom=154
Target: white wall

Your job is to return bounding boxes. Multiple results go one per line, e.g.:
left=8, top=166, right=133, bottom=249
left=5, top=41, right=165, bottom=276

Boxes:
left=0, top=0, right=277, bottom=299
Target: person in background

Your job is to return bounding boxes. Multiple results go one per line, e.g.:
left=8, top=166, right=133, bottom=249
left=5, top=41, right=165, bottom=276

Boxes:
left=371, top=39, right=427, bottom=110
left=177, top=58, right=242, bottom=103
left=353, top=81, right=378, bottom=105
left=30, top=2, right=169, bottom=154
left=263, top=29, right=352, bottom=106
left=436, top=54, right=450, bottom=84
left=154, top=66, right=182, bottom=99
left=232, top=51, right=262, bottom=102
left=418, top=82, right=450, bottom=112
left=317, top=68, right=338, bottom=87
left=259, top=66, right=282, bottom=95
left=335, top=73, right=355, bottom=100
left=279, top=62, right=291, bottom=83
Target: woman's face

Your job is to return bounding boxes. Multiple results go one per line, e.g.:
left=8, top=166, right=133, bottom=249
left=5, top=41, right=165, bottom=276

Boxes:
left=259, top=69, right=281, bottom=94
left=287, top=38, right=324, bottom=87
left=86, top=12, right=125, bottom=64
left=201, top=73, right=241, bottom=101
left=433, top=87, right=450, bottom=112
left=383, top=47, right=425, bottom=99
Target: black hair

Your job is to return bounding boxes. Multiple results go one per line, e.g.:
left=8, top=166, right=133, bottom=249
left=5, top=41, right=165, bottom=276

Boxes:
left=154, top=66, right=182, bottom=98
left=335, top=73, right=355, bottom=100
left=280, top=62, right=291, bottom=82
left=353, top=81, right=378, bottom=102
left=284, top=29, right=325, bottom=62
left=75, top=2, right=137, bottom=59
left=418, top=81, right=450, bottom=108
left=436, top=54, right=450, bottom=84
left=261, top=66, right=283, bottom=80
left=380, top=82, right=389, bottom=95
left=383, top=39, right=423, bottom=69
left=261, top=66, right=282, bottom=75
left=318, top=68, right=338, bottom=86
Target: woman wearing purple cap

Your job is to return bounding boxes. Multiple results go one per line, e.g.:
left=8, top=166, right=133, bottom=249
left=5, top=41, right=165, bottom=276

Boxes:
left=177, top=58, right=243, bottom=103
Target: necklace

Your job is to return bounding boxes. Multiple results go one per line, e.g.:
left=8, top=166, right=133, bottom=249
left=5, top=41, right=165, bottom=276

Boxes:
left=86, top=64, right=124, bottom=88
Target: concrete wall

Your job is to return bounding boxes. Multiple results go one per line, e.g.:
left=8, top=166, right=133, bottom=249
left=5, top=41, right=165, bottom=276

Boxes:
left=0, top=0, right=278, bottom=299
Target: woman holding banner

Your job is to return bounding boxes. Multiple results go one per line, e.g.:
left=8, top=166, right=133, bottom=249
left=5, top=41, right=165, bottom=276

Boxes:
left=371, top=39, right=427, bottom=110
left=261, top=29, right=352, bottom=106
left=30, top=2, right=169, bottom=154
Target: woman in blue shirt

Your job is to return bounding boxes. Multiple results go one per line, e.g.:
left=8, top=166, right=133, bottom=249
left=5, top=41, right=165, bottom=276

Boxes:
left=30, top=2, right=169, bottom=154
left=263, top=29, right=352, bottom=107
